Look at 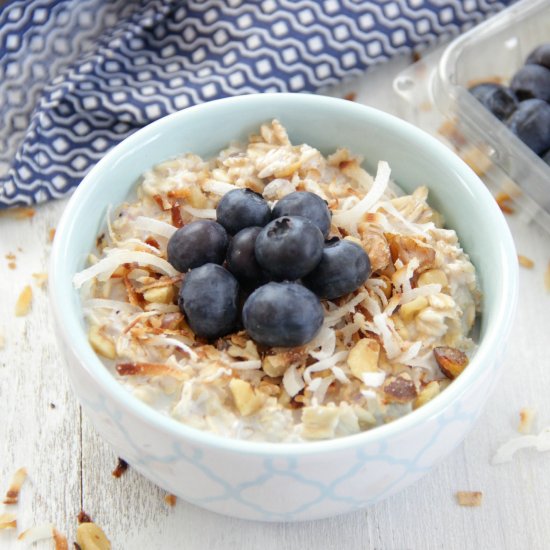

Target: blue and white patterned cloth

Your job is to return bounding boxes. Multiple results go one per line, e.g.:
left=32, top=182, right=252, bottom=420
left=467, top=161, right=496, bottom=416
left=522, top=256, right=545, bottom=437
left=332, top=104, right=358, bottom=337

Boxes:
left=0, top=0, right=512, bottom=208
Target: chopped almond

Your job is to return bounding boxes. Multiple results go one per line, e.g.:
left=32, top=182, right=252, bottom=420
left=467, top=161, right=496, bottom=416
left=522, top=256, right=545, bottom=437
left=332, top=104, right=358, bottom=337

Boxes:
left=229, top=378, right=264, bottom=416
left=164, top=493, right=177, bottom=507
left=15, top=285, right=33, bottom=316
left=518, top=255, right=534, bottom=269
left=383, top=373, right=417, bottom=403
left=53, top=528, right=69, bottom=550
left=89, top=325, right=116, bottom=360
left=3, top=466, right=27, bottom=504
left=456, top=491, right=483, bottom=507
left=434, top=346, right=469, bottom=379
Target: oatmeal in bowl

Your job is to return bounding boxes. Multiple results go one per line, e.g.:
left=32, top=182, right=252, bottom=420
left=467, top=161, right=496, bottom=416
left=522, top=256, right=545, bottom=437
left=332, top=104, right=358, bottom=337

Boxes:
left=75, top=119, right=480, bottom=443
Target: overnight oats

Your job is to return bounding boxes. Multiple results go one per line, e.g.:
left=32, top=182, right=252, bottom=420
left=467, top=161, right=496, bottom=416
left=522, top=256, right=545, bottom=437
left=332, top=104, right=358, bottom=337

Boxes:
left=74, top=120, right=480, bottom=442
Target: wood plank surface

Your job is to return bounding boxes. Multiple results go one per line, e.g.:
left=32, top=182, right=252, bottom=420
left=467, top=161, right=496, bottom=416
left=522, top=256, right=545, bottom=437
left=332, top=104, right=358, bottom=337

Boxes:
left=2, top=54, right=550, bottom=550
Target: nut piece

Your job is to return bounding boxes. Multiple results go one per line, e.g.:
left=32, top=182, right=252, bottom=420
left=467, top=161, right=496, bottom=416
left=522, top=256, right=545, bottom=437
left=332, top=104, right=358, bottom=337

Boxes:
left=383, top=373, right=417, bottom=403
left=434, top=346, right=469, bottom=379
left=262, top=353, right=289, bottom=378
left=15, top=285, right=33, bottom=316
left=347, top=338, right=381, bottom=381
left=456, top=491, right=483, bottom=507
left=413, top=381, right=440, bottom=409
left=417, top=269, right=448, bottom=287
left=229, top=378, right=264, bottom=416
left=386, top=234, right=436, bottom=270
left=76, top=522, right=111, bottom=550
left=399, top=296, right=428, bottom=322
left=88, top=325, right=116, bottom=360
left=143, top=285, right=174, bottom=304
left=301, top=406, right=340, bottom=440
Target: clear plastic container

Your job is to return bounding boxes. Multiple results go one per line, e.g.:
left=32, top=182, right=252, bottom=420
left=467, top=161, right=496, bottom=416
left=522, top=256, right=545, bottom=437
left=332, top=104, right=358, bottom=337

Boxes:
left=394, top=0, right=550, bottom=231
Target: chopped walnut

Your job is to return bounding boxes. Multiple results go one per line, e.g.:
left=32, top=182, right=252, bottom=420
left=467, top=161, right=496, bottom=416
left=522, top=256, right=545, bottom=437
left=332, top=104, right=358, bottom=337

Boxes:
left=383, top=373, right=417, bottom=403
left=434, top=346, right=469, bottom=379
left=456, top=491, right=483, bottom=507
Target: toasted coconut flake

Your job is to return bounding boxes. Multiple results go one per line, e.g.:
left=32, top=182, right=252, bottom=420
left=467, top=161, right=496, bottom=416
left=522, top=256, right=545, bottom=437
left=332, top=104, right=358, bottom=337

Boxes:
left=0, top=513, right=16, bottom=530
left=15, top=285, right=33, bottom=316
left=144, top=336, right=198, bottom=361
left=518, top=407, right=537, bottom=434
left=332, top=161, right=391, bottom=234
left=18, top=523, right=54, bottom=543
left=112, top=458, right=129, bottom=478
left=116, top=362, right=187, bottom=380
left=545, top=261, right=550, bottom=292
left=164, top=493, right=177, bottom=507
left=283, top=363, right=305, bottom=397
left=53, top=528, right=69, bottom=550
left=181, top=205, right=216, bottom=219
left=73, top=250, right=179, bottom=289
left=134, top=216, right=176, bottom=239
left=456, top=491, right=483, bottom=507
left=518, top=255, right=534, bottom=269
left=49, top=228, right=56, bottom=242
left=3, top=466, right=27, bottom=504
left=492, top=427, right=550, bottom=464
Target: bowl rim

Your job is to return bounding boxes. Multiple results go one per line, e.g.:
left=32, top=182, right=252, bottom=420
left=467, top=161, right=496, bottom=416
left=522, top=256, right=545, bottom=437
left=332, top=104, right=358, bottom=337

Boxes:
left=49, top=93, right=518, bottom=456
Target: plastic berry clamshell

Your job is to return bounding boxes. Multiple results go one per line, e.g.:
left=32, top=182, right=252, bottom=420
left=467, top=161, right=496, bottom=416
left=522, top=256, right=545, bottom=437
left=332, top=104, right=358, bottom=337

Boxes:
left=393, top=0, right=550, bottom=232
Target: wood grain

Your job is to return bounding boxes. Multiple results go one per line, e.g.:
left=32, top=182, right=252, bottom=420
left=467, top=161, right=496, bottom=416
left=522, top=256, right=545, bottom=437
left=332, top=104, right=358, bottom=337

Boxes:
left=2, top=55, right=550, bottom=550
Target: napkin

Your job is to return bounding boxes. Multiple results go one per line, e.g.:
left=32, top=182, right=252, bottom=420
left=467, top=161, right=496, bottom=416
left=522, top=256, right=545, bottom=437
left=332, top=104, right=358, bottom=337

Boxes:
left=0, top=0, right=512, bottom=208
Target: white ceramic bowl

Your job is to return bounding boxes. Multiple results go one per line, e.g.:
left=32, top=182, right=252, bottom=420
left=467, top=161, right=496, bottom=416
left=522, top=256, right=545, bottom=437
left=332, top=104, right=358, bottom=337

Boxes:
left=50, top=94, right=518, bottom=522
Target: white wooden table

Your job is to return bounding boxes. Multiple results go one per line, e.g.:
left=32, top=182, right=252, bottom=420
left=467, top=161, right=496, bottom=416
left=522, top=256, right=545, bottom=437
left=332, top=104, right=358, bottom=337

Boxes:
left=2, top=55, right=550, bottom=550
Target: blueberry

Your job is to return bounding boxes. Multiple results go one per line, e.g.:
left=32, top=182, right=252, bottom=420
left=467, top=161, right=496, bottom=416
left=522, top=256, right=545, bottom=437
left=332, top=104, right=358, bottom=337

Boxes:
left=242, top=282, right=324, bottom=347
left=468, top=83, right=518, bottom=121
left=178, top=264, right=239, bottom=339
left=506, top=99, right=550, bottom=155
left=526, top=43, right=550, bottom=70
left=226, top=226, right=266, bottom=285
left=167, top=220, right=228, bottom=273
left=255, top=216, right=324, bottom=280
left=303, top=239, right=371, bottom=299
left=216, top=188, right=271, bottom=235
left=272, top=191, right=332, bottom=237
left=510, top=64, right=550, bottom=102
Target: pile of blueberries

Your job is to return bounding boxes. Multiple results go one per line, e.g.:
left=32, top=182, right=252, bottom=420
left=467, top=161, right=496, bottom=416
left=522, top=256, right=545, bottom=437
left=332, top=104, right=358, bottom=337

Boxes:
left=469, top=43, right=550, bottom=163
left=167, top=189, right=371, bottom=348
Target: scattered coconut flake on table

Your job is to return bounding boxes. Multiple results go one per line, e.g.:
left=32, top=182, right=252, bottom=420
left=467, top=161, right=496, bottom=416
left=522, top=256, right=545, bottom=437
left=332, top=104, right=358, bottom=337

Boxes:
left=15, top=286, right=33, bottom=317
left=3, top=466, right=27, bottom=504
left=456, top=491, right=483, bottom=507
left=492, top=427, right=550, bottom=465
left=518, top=254, right=534, bottom=269
left=17, top=523, right=55, bottom=544
left=53, top=528, right=69, bottom=550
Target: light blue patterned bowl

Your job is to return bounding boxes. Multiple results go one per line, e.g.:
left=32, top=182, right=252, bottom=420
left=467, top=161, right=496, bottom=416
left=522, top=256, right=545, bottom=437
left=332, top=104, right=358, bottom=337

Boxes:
left=50, top=94, right=518, bottom=521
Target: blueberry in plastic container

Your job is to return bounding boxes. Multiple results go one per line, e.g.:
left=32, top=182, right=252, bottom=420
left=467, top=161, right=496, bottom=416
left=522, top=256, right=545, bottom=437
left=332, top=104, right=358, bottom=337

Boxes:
left=167, top=220, right=228, bottom=273
left=510, top=64, right=550, bottom=102
left=216, top=188, right=271, bottom=235
left=255, top=216, right=324, bottom=280
left=242, top=282, right=324, bottom=347
left=178, top=263, right=239, bottom=339
left=506, top=99, right=550, bottom=155
left=303, top=238, right=371, bottom=299
left=468, top=83, right=518, bottom=121
left=526, top=43, right=550, bottom=70
left=271, top=191, right=332, bottom=237
left=226, top=226, right=266, bottom=285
